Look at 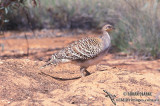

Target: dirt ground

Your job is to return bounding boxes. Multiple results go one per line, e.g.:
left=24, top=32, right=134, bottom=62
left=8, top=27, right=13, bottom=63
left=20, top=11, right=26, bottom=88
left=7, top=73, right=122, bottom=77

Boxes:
left=0, top=30, right=160, bottom=106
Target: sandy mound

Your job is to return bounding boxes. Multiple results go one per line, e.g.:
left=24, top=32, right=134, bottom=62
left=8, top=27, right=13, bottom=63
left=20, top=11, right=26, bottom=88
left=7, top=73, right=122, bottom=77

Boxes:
left=0, top=59, right=160, bottom=106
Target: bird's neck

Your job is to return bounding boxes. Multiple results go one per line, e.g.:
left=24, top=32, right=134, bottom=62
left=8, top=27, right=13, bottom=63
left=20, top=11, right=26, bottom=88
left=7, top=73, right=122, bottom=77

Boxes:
left=100, top=31, right=111, bottom=49
left=101, top=31, right=110, bottom=42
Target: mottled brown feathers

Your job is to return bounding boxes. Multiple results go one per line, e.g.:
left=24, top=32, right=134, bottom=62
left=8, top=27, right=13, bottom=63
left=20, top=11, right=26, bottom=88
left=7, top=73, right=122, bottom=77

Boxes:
left=41, top=24, right=114, bottom=77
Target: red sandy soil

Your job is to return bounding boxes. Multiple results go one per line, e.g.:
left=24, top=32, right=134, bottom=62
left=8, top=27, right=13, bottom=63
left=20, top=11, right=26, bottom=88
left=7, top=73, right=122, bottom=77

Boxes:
left=0, top=30, right=160, bottom=106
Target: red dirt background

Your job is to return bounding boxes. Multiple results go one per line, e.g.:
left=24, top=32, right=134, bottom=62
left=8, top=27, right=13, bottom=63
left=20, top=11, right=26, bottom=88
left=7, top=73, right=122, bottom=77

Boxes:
left=0, top=30, right=160, bottom=106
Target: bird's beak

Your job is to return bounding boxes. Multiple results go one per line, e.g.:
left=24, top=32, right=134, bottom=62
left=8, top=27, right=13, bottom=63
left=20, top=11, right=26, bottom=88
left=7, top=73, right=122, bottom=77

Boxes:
left=105, top=27, right=115, bottom=32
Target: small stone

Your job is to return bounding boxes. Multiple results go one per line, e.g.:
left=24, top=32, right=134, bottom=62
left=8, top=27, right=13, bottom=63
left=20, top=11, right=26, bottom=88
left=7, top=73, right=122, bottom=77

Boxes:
left=89, top=96, right=93, bottom=99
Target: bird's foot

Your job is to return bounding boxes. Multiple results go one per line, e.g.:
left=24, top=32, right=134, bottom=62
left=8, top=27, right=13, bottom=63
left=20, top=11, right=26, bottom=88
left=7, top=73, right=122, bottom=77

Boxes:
left=80, top=67, right=90, bottom=77
left=85, top=70, right=90, bottom=76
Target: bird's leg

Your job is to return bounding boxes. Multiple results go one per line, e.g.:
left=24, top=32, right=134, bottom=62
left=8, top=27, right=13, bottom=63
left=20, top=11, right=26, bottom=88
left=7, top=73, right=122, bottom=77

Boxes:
left=80, top=67, right=90, bottom=77
left=80, top=67, right=86, bottom=77
left=85, top=68, right=90, bottom=76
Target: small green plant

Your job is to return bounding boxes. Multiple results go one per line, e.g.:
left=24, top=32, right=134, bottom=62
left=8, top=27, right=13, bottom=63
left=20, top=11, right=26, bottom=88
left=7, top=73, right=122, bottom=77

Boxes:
left=0, top=0, right=40, bottom=31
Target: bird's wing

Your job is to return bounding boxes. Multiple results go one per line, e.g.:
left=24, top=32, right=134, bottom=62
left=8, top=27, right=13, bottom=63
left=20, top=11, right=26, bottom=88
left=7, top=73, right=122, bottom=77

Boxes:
left=55, top=37, right=103, bottom=60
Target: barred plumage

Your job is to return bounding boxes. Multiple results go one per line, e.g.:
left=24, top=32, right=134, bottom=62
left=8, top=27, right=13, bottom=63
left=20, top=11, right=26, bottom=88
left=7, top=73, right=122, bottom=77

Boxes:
left=55, top=37, right=102, bottom=60
left=41, top=24, right=115, bottom=77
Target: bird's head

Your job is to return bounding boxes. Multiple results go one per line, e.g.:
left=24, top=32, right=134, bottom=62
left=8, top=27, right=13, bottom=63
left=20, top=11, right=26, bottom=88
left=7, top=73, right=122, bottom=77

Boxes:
left=102, top=24, right=115, bottom=32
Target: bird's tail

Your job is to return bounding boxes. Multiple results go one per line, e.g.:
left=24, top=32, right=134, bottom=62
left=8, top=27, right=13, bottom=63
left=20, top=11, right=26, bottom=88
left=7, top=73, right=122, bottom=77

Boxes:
left=40, top=61, right=54, bottom=69
left=40, top=55, right=58, bottom=69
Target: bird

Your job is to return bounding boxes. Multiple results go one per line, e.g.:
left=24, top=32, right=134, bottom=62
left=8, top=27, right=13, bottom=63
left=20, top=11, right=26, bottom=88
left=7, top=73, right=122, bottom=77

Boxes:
left=41, top=24, right=115, bottom=77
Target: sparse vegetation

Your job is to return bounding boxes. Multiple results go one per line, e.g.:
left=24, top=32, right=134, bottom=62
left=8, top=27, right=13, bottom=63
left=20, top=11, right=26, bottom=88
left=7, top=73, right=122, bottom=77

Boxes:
left=111, top=0, right=160, bottom=59
left=0, top=0, right=160, bottom=58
